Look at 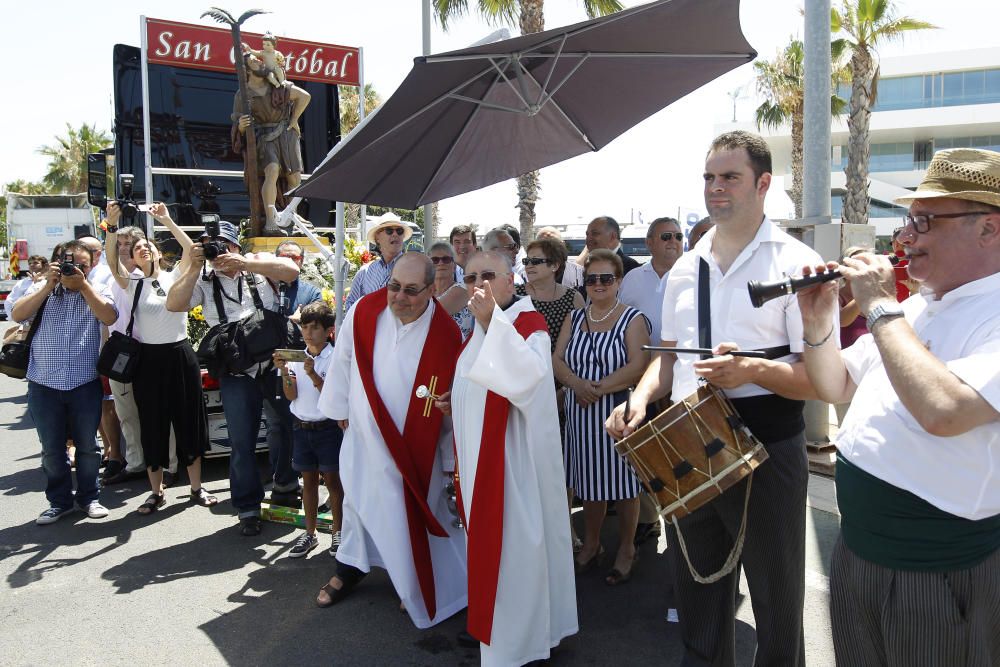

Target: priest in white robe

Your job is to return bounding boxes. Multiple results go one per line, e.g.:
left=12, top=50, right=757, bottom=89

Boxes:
left=315, top=253, right=467, bottom=628
left=449, top=251, right=578, bottom=666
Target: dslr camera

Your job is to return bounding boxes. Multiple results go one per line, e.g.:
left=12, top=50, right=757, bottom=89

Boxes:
left=115, top=174, right=140, bottom=221
left=201, top=214, right=229, bottom=260
left=60, top=251, right=84, bottom=276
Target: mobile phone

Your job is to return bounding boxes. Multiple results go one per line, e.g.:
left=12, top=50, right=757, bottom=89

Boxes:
left=274, top=349, right=308, bottom=362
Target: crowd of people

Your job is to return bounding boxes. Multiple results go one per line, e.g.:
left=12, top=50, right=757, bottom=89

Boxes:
left=7, top=130, right=999, bottom=666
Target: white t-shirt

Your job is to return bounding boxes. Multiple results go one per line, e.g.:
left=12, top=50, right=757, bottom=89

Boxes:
left=837, top=272, right=1000, bottom=521
left=110, top=268, right=145, bottom=337
left=618, top=261, right=669, bottom=343
left=288, top=343, right=335, bottom=422
left=127, top=270, right=188, bottom=344
left=660, top=218, right=826, bottom=400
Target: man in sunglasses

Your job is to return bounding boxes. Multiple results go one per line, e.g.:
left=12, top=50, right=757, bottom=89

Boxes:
left=798, top=148, right=1000, bottom=665
left=344, top=212, right=411, bottom=312
left=314, top=253, right=467, bottom=627
left=482, top=228, right=524, bottom=285
left=618, top=217, right=684, bottom=347
left=448, top=251, right=577, bottom=664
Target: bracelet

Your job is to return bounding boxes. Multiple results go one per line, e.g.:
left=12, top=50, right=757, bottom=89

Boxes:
left=803, top=324, right=835, bottom=349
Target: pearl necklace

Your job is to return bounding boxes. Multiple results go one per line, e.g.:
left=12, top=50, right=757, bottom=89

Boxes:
left=588, top=302, right=619, bottom=323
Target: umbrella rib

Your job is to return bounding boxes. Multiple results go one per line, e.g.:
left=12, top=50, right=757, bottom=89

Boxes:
left=488, top=56, right=532, bottom=112
left=515, top=59, right=596, bottom=152
left=534, top=53, right=590, bottom=111
left=446, top=94, right=526, bottom=114
left=535, top=33, right=568, bottom=107
left=427, top=51, right=752, bottom=63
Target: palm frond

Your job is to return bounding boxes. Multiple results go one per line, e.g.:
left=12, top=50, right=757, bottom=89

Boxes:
left=201, top=7, right=236, bottom=25
left=237, top=9, right=268, bottom=25
left=755, top=101, right=790, bottom=131
left=478, top=0, right=518, bottom=28
left=583, top=0, right=625, bottom=19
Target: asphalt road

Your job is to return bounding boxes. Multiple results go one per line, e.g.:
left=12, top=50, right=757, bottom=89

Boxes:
left=0, top=374, right=839, bottom=665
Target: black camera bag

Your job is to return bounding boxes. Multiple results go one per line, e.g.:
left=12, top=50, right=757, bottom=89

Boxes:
left=97, top=280, right=143, bottom=382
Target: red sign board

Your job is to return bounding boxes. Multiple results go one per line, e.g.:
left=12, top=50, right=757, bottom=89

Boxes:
left=145, top=17, right=360, bottom=86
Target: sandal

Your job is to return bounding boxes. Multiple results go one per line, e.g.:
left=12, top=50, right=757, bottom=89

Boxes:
left=137, top=493, right=165, bottom=515
left=316, top=574, right=364, bottom=608
left=574, top=546, right=605, bottom=575
left=605, top=553, right=639, bottom=586
left=190, top=487, right=219, bottom=507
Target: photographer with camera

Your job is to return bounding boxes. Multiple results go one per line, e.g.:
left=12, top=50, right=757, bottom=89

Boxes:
left=166, top=216, right=299, bottom=536
left=11, top=239, right=118, bottom=525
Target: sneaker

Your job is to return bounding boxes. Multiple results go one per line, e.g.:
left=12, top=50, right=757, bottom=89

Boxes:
left=80, top=501, right=109, bottom=519
left=36, top=506, right=74, bottom=525
left=289, top=532, right=319, bottom=558
left=329, top=530, right=342, bottom=557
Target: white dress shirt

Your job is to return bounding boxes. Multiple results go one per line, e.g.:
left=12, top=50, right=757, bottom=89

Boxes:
left=618, top=261, right=669, bottom=343
left=837, top=272, right=1000, bottom=521
left=288, top=343, right=335, bottom=422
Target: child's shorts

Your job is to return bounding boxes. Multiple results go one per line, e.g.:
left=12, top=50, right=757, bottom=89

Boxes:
left=292, top=419, right=343, bottom=473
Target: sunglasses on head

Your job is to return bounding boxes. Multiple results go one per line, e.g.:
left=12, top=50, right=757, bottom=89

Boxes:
left=660, top=232, right=684, bottom=242
left=521, top=257, right=549, bottom=266
left=584, top=273, right=616, bottom=286
left=462, top=270, right=499, bottom=285
left=430, top=255, right=453, bottom=265
left=387, top=281, right=430, bottom=296
left=381, top=226, right=406, bottom=236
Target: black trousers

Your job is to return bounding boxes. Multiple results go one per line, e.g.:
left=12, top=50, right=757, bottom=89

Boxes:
left=666, top=432, right=808, bottom=667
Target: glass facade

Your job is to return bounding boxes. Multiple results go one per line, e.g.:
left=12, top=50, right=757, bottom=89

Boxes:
left=836, top=135, right=1000, bottom=172
left=836, top=68, right=1000, bottom=112
left=831, top=196, right=908, bottom=219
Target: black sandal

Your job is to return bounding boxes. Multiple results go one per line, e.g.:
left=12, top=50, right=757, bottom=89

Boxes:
left=190, top=487, right=218, bottom=507
left=137, top=493, right=165, bottom=515
left=316, top=574, right=364, bottom=608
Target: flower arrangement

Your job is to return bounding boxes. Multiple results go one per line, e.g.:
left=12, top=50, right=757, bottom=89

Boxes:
left=186, top=305, right=209, bottom=346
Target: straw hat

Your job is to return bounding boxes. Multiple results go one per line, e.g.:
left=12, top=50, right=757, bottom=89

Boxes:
left=366, top=212, right=413, bottom=244
left=894, top=148, right=1000, bottom=208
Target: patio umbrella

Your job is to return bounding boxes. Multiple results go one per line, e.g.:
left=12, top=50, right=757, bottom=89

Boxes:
left=293, top=0, right=756, bottom=209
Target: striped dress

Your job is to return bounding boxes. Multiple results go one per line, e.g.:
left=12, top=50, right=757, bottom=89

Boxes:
left=563, top=306, right=644, bottom=501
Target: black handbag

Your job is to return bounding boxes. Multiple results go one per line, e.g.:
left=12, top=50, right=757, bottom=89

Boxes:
left=0, top=298, right=47, bottom=379
left=97, top=279, right=144, bottom=383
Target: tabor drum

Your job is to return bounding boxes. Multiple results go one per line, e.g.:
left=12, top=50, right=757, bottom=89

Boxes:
left=615, top=383, right=768, bottom=521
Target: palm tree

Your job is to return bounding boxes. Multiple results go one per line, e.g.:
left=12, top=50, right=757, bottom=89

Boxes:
left=339, top=83, right=383, bottom=136
left=833, top=0, right=934, bottom=225
left=37, top=123, right=111, bottom=194
left=754, top=38, right=850, bottom=218
left=434, top=0, right=623, bottom=243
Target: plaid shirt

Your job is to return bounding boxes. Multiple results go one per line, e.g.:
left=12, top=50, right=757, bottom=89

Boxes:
left=344, top=253, right=403, bottom=312
left=27, top=282, right=117, bottom=391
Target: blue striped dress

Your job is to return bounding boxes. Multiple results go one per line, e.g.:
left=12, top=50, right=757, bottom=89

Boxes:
left=563, top=306, right=645, bottom=501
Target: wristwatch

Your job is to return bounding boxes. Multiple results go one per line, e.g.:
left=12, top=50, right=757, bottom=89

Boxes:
left=866, top=302, right=904, bottom=330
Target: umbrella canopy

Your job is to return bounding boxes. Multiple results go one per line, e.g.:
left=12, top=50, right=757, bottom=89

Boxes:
left=295, top=0, right=756, bottom=209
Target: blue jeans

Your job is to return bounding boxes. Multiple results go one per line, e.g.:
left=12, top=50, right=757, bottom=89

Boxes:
left=218, top=373, right=266, bottom=518
left=27, top=379, right=103, bottom=510
left=262, top=390, right=297, bottom=492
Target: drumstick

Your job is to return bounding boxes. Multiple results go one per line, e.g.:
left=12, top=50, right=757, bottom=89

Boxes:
left=643, top=345, right=768, bottom=358
left=624, top=388, right=632, bottom=424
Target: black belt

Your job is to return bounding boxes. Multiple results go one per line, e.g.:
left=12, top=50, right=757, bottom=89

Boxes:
left=292, top=418, right=335, bottom=431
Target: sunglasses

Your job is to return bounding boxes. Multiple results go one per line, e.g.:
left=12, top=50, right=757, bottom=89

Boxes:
left=584, top=273, right=616, bottom=286
left=381, top=227, right=406, bottom=236
left=521, top=257, right=549, bottom=266
left=462, top=270, right=500, bottom=285
left=151, top=279, right=166, bottom=297
left=660, top=232, right=685, bottom=242
left=387, top=281, right=430, bottom=296
left=499, top=243, right=517, bottom=251
left=430, top=255, right=454, bottom=265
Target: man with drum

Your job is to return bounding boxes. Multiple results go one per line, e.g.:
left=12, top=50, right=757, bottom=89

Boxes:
left=797, top=148, right=1000, bottom=665
left=607, top=130, right=825, bottom=666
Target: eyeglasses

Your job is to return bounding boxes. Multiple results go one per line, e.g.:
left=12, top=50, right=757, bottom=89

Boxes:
left=430, top=255, right=454, bottom=265
left=903, top=211, right=991, bottom=234
left=584, top=273, right=616, bottom=286
left=521, top=257, right=549, bottom=266
left=499, top=243, right=517, bottom=252
left=462, top=270, right=500, bottom=285
left=660, top=232, right=685, bottom=242
left=381, top=227, right=406, bottom=236
left=386, top=281, right=430, bottom=296
left=151, top=279, right=166, bottom=297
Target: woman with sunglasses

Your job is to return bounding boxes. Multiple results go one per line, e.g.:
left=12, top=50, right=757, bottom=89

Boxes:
left=427, top=242, right=473, bottom=339
left=553, top=248, right=650, bottom=585
left=106, top=202, right=216, bottom=515
left=516, top=238, right=585, bottom=352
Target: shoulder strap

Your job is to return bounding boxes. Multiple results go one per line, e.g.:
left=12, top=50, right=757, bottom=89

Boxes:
left=210, top=276, right=229, bottom=324
left=245, top=273, right=267, bottom=312
left=24, top=294, right=49, bottom=345
left=126, top=279, right=144, bottom=337
left=698, top=258, right=711, bottom=359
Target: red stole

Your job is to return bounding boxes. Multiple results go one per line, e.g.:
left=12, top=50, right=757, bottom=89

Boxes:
left=352, top=287, right=462, bottom=620
left=461, top=308, right=548, bottom=645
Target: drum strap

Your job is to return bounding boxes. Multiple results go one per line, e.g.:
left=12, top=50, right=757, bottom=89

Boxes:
left=698, top=259, right=711, bottom=359
left=672, top=474, right=753, bottom=585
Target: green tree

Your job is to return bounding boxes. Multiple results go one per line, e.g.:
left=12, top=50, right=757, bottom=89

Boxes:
left=833, top=0, right=935, bottom=225
left=434, top=0, right=623, bottom=243
left=754, top=37, right=850, bottom=219
left=37, top=123, right=112, bottom=194
left=339, top=83, right=383, bottom=137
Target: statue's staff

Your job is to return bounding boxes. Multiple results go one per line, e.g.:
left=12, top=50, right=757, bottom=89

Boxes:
left=202, top=6, right=267, bottom=237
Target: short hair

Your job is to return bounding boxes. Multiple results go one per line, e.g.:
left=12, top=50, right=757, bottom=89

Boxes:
left=467, top=250, right=511, bottom=275
left=27, top=255, right=48, bottom=267
left=498, top=223, right=521, bottom=247
left=647, top=217, right=680, bottom=237
left=116, top=226, right=146, bottom=245
left=427, top=241, right=454, bottom=256
left=275, top=240, right=304, bottom=256
left=525, top=238, right=568, bottom=272
left=583, top=247, right=624, bottom=278
left=62, top=239, right=94, bottom=264
left=482, top=229, right=514, bottom=265
left=394, top=252, right=436, bottom=285
left=592, top=216, right=621, bottom=240
left=708, top=130, right=772, bottom=181
left=449, top=224, right=475, bottom=244
left=300, top=302, right=336, bottom=329
left=535, top=226, right=562, bottom=240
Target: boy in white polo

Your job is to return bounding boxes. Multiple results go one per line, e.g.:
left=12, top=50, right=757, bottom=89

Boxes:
left=273, top=302, right=344, bottom=558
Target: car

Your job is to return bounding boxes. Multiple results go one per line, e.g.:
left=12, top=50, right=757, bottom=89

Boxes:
left=200, top=369, right=269, bottom=458
left=0, top=279, right=19, bottom=321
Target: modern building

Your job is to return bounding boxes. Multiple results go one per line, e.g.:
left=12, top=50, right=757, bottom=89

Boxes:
left=723, top=47, right=1000, bottom=242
